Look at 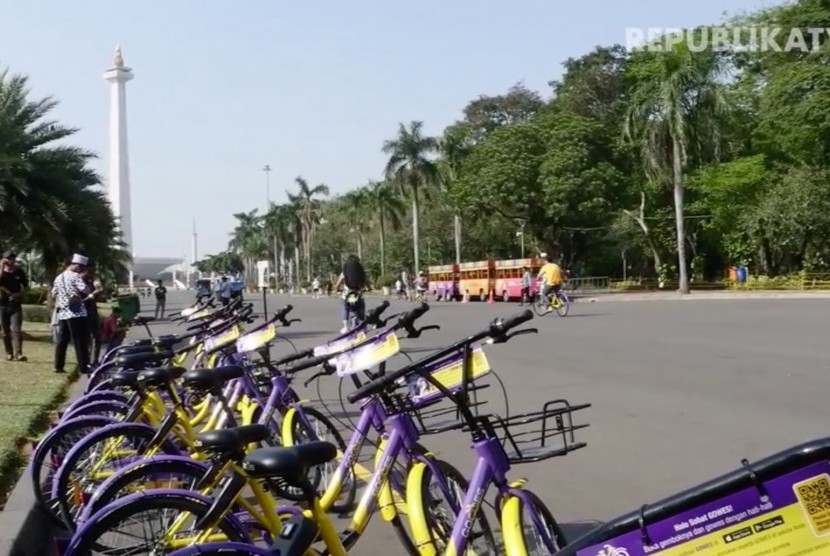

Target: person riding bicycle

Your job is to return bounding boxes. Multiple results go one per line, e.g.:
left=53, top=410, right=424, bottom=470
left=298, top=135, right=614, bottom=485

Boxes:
left=333, top=254, right=367, bottom=333
left=537, top=252, right=564, bottom=312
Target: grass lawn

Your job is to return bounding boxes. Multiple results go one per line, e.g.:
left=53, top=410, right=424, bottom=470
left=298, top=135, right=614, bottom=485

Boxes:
left=0, top=329, right=79, bottom=503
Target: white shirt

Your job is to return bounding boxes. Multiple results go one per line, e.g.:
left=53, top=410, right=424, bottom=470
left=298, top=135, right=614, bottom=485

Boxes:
left=52, top=270, right=88, bottom=320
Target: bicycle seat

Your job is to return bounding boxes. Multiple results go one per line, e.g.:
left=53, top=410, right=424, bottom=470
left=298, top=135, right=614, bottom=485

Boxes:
left=182, top=366, right=244, bottom=391
left=137, top=366, right=187, bottom=388
left=151, top=334, right=179, bottom=350
left=242, top=442, right=337, bottom=482
left=116, top=350, right=173, bottom=370
left=194, top=424, right=272, bottom=456
left=126, top=339, right=153, bottom=348
left=110, top=370, right=140, bottom=390
left=114, top=345, right=155, bottom=357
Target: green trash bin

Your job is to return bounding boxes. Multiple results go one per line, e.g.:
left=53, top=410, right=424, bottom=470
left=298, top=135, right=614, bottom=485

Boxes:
left=115, top=294, right=140, bottom=322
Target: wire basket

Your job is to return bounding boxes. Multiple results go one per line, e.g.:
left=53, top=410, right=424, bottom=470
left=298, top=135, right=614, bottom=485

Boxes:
left=384, top=381, right=492, bottom=435
left=471, top=399, right=591, bottom=464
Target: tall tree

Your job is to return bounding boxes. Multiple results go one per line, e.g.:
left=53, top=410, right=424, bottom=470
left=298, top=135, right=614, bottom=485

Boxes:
left=366, top=180, right=405, bottom=276
left=289, top=176, right=329, bottom=281
left=624, top=43, right=728, bottom=293
left=438, top=127, right=473, bottom=264
left=383, top=121, right=439, bottom=274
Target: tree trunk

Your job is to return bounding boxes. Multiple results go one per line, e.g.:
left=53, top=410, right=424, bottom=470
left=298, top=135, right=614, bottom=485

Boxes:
left=622, top=191, right=662, bottom=278
left=272, top=235, right=279, bottom=289
left=379, top=212, right=386, bottom=277
left=411, top=189, right=420, bottom=275
left=672, top=138, right=689, bottom=294
left=294, top=246, right=300, bottom=287
left=357, top=235, right=363, bottom=260
left=453, top=214, right=462, bottom=264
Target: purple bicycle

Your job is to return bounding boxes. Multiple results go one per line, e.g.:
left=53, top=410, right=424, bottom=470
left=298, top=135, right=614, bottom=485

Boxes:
left=61, top=304, right=498, bottom=556
left=27, top=303, right=257, bottom=528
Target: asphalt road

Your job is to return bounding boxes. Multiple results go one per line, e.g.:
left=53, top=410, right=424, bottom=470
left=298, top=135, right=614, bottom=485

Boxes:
left=135, top=291, right=830, bottom=553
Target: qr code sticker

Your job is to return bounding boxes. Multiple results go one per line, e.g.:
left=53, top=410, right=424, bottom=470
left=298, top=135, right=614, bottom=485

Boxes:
left=794, top=473, right=830, bottom=536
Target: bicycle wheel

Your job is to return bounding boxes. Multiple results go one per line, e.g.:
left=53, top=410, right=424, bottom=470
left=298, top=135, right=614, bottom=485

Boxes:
left=30, top=415, right=119, bottom=526
left=168, top=544, right=278, bottom=556
left=532, top=295, right=549, bottom=317
left=64, top=491, right=249, bottom=556
left=555, top=292, right=570, bottom=318
left=62, top=400, right=131, bottom=421
left=54, top=422, right=175, bottom=529
left=501, top=489, right=567, bottom=555
left=63, top=390, right=130, bottom=416
left=75, top=456, right=210, bottom=529
left=282, top=405, right=356, bottom=513
left=408, top=457, right=498, bottom=555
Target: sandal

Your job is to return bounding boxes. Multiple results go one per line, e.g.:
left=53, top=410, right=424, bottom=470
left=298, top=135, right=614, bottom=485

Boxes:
left=13, top=354, right=27, bottom=362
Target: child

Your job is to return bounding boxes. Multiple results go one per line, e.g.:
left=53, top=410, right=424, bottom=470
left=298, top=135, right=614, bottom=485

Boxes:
left=101, top=307, right=128, bottom=356
left=395, top=278, right=404, bottom=300
left=311, top=277, right=321, bottom=299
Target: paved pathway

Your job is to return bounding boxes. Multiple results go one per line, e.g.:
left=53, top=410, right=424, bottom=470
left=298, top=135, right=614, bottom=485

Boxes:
left=32, top=291, right=829, bottom=554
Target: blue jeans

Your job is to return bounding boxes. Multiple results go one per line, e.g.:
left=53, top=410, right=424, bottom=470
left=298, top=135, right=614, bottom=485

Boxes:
left=342, top=297, right=366, bottom=324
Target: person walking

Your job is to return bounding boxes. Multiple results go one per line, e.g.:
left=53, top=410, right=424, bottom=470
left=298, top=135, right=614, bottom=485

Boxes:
left=519, top=266, right=531, bottom=306
left=154, top=278, right=167, bottom=319
left=0, top=251, right=29, bottom=362
left=82, top=265, right=103, bottom=366
left=219, top=276, right=231, bottom=307
left=51, top=254, right=91, bottom=373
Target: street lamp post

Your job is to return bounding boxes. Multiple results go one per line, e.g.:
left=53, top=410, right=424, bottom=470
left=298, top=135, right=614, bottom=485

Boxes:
left=516, top=221, right=526, bottom=258
left=263, top=165, right=271, bottom=205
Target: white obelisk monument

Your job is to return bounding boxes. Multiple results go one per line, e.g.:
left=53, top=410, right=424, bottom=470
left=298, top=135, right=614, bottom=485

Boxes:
left=103, top=46, right=135, bottom=287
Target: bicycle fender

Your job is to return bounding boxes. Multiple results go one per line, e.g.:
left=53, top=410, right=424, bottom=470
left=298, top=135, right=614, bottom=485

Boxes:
left=500, top=494, right=525, bottom=556
left=79, top=455, right=210, bottom=524
left=373, top=437, right=398, bottom=523
left=68, top=488, right=252, bottom=554
left=281, top=406, right=298, bottom=444
left=405, top=460, right=438, bottom=556
left=63, top=390, right=128, bottom=415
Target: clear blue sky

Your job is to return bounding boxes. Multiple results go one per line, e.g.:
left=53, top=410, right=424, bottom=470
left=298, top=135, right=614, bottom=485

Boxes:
left=1, top=0, right=773, bottom=259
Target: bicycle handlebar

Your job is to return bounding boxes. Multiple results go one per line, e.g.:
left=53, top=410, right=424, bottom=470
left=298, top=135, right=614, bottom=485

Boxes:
left=363, top=301, right=390, bottom=327
left=347, top=309, right=534, bottom=404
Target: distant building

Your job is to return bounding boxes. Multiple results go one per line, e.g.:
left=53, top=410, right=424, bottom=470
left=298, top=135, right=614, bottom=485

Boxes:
left=132, top=257, right=186, bottom=282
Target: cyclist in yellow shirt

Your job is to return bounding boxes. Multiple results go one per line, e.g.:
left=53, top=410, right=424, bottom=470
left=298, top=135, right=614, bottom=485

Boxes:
left=537, top=253, right=564, bottom=311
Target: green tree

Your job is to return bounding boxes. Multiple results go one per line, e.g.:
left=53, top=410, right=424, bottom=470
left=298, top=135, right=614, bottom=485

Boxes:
left=0, top=67, right=129, bottom=282
left=288, top=176, right=329, bottom=282
left=624, top=43, right=729, bottom=293
left=437, top=127, right=472, bottom=264
left=383, top=121, right=439, bottom=274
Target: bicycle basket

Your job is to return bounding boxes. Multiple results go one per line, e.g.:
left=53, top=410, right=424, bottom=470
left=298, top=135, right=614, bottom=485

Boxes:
left=469, top=399, right=591, bottom=464
left=386, top=381, right=492, bottom=435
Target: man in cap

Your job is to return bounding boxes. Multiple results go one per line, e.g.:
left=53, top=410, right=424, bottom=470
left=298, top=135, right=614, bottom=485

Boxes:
left=51, top=253, right=92, bottom=373
left=0, top=250, right=29, bottom=361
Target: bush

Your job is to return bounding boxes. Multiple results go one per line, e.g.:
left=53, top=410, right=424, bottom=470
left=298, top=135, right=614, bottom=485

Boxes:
left=21, top=287, right=48, bottom=305
left=22, top=304, right=51, bottom=323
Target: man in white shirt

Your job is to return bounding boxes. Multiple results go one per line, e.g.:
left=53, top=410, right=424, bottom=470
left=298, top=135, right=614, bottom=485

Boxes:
left=51, top=253, right=91, bottom=373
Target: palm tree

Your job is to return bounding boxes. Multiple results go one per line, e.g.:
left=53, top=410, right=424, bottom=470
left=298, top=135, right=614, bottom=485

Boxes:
left=228, top=210, right=262, bottom=282
left=365, top=181, right=405, bottom=276
left=383, top=121, right=439, bottom=274
left=263, top=202, right=294, bottom=285
left=289, top=177, right=330, bottom=282
left=0, top=67, right=129, bottom=281
left=623, top=44, right=727, bottom=294
left=438, top=128, right=472, bottom=264
left=341, top=188, right=371, bottom=261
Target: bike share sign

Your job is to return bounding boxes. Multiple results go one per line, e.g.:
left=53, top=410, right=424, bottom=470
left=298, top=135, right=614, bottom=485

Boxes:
left=256, top=260, right=270, bottom=289
left=576, top=459, right=830, bottom=556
